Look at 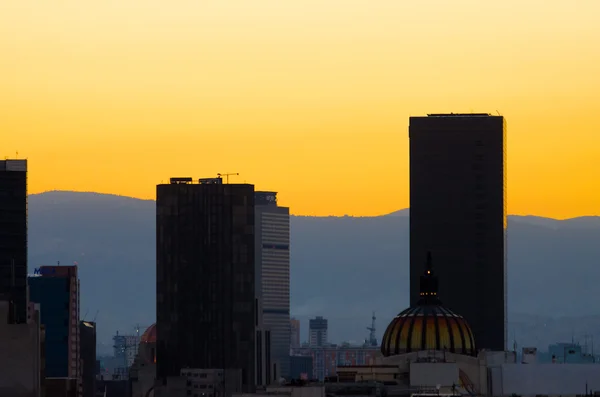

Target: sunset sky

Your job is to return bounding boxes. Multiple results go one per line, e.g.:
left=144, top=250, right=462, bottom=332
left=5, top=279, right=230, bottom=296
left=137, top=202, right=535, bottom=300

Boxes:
left=1, top=0, right=599, bottom=218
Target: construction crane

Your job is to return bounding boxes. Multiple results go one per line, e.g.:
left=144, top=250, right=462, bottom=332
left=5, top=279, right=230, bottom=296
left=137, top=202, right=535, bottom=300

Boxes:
left=217, top=173, right=239, bottom=184
left=367, top=311, right=377, bottom=347
left=125, top=324, right=152, bottom=359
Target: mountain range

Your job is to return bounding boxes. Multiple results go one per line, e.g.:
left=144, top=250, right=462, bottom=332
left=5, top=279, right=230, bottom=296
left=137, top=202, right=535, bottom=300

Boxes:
left=27, top=191, right=600, bottom=355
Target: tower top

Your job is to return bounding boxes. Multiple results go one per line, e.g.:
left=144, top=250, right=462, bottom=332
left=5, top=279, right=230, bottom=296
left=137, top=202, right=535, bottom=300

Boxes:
left=418, top=251, right=440, bottom=304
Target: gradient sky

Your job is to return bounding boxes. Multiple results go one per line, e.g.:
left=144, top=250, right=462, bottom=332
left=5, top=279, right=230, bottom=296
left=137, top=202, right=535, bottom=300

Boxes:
left=2, top=0, right=599, bottom=217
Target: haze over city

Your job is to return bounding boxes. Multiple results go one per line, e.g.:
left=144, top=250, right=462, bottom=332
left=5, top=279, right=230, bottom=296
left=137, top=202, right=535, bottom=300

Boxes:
left=3, top=0, right=600, bottom=218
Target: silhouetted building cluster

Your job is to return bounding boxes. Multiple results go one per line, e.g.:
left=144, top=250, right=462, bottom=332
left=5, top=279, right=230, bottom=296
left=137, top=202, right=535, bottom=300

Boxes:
left=153, top=176, right=290, bottom=395
left=0, top=113, right=514, bottom=396
left=0, top=160, right=99, bottom=397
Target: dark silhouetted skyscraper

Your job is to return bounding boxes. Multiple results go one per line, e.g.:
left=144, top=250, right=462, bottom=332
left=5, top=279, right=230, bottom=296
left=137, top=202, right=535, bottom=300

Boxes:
left=80, top=321, right=97, bottom=397
left=0, top=159, right=28, bottom=324
left=156, top=177, right=256, bottom=390
left=409, top=114, right=507, bottom=351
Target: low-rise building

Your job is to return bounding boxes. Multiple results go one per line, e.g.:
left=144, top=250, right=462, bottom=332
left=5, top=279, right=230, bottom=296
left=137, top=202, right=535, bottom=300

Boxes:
left=0, top=300, right=43, bottom=396
left=154, top=368, right=243, bottom=397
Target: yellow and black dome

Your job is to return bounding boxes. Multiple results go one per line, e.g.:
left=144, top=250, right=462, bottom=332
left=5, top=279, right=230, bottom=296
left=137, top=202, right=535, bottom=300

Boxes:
left=381, top=253, right=476, bottom=357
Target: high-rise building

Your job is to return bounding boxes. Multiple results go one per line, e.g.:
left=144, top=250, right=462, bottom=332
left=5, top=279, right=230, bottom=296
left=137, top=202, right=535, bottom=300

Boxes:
left=28, top=265, right=81, bottom=379
left=113, top=332, right=137, bottom=373
left=290, top=318, right=300, bottom=349
left=409, top=113, right=507, bottom=351
left=0, top=159, right=28, bottom=324
left=255, top=191, right=291, bottom=378
left=80, top=321, right=97, bottom=397
left=309, top=316, right=328, bottom=347
left=156, top=177, right=256, bottom=391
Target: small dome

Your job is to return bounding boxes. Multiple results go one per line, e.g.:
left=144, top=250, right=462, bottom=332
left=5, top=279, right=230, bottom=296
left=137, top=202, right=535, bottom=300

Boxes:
left=140, top=324, right=156, bottom=344
left=381, top=252, right=476, bottom=357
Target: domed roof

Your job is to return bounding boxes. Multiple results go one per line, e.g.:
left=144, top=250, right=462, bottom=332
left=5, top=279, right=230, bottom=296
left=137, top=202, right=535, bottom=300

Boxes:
left=140, top=323, right=156, bottom=344
left=381, top=253, right=476, bottom=357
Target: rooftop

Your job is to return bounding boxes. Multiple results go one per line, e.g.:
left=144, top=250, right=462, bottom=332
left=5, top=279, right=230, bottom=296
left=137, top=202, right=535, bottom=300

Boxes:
left=426, top=113, right=493, bottom=117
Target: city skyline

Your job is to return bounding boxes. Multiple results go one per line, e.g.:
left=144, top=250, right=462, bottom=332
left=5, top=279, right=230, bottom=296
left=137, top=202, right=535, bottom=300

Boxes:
left=3, top=1, right=600, bottom=219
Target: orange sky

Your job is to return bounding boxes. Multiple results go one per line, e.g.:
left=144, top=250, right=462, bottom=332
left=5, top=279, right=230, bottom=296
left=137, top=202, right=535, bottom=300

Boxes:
left=1, top=0, right=599, bottom=218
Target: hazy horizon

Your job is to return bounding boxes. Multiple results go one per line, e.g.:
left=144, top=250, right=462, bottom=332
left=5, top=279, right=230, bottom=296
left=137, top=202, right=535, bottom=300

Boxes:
left=29, top=190, right=600, bottom=220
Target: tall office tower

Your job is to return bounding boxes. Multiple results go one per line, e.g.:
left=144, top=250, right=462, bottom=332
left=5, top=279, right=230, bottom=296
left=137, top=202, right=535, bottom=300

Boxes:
left=409, top=113, right=507, bottom=351
left=255, top=191, right=291, bottom=378
left=290, top=318, right=300, bottom=349
left=156, top=177, right=256, bottom=391
left=80, top=321, right=97, bottom=397
left=309, top=316, right=328, bottom=347
left=0, top=159, right=28, bottom=324
left=29, top=265, right=81, bottom=379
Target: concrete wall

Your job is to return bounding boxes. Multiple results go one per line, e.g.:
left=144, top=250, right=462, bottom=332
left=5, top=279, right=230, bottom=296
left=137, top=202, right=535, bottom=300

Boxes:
left=0, top=301, right=41, bottom=397
left=492, top=363, right=600, bottom=396
left=130, top=341, right=156, bottom=397
left=236, top=385, right=325, bottom=397
left=410, top=363, right=458, bottom=387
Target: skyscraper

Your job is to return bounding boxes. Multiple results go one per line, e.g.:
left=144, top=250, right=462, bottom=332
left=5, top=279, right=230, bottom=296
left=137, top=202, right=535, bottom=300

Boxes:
left=156, top=177, right=256, bottom=390
left=0, top=159, right=28, bottom=324
left=309, top=316, right=328, bottom=347
left=290, top=318, right=300, bottom=349
left=255, top=191, right=291, bottom=378
left=28, top=265, right=81, bottom=379
left=80, top=321, right=97, bottom=397
left=409, top=113, right=507, bottom=351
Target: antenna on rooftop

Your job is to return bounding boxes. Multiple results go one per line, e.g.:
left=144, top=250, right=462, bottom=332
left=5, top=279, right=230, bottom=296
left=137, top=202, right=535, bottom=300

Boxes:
left=367, top=311, right=377, bottom=347
left=217, top=173, right=239, bottom=184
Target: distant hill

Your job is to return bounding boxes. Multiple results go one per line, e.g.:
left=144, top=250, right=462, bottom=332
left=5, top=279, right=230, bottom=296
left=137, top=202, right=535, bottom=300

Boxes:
left=27, top=191, right=600, bottom=354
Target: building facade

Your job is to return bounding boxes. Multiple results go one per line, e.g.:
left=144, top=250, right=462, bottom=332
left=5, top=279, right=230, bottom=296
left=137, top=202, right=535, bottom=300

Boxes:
left=0, top=300, right=43, bottom=396
left=292, top=346, right=379, bottom=381
left=290, top=318, right=300, bottom=349
left=80, top=321, right=97, bottom=397
left=309, top=316, right=328, bottom=348
left=28, top=265, right=81, bottom=380
left=254, top=293, right=274, bottom=386
left=156, top=177, right=256, bottom=391
left=0, top=159, right=28, bottom=324
left=113, top=332, right=138, bottom=374
left=255, top=191, right=291, bottom=378
left=409, top=113, right=507, bottom=351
